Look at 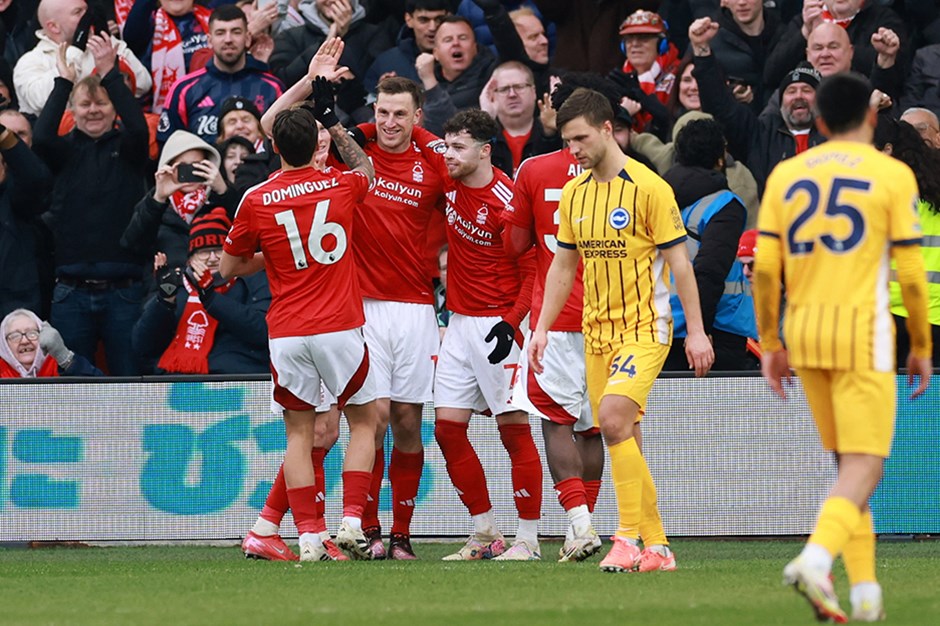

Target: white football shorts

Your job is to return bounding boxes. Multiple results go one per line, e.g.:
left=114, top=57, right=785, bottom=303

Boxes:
left=362, top=299, right=439, bottom=403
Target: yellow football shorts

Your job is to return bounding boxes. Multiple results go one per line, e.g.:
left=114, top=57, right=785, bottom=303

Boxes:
left=798, top=368, right=896, bottom=457
left=585, top=341, right=669, bottom=428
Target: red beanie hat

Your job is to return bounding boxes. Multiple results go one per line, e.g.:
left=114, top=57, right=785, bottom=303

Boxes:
left=189, top=208, right=231, bottom=255
left=737, top=229, right=758, bottom=258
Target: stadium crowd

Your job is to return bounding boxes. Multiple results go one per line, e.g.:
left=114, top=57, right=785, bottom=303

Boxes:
left=0, top=0, right=937, bottom=609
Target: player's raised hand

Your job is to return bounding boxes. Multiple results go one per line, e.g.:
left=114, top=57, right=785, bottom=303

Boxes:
left=307, top=37, right=348, bottom=82
left=684, top=331, right=714, bottom=378
left=905, top=353, right=932, bottom=399
left=528, top=329, right=548, bottom=374
left=761, top=349, right=792, bottom=400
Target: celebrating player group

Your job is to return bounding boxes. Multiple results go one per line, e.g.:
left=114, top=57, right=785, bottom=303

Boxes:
left=217, top=37, right=931, bottom=613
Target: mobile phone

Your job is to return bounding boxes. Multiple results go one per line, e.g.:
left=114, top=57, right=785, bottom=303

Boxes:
left=727, top=76, right=748, bottom=88
left=176, top=163, right=206, bottom=183
left=72, top=9, right=110, bottom=51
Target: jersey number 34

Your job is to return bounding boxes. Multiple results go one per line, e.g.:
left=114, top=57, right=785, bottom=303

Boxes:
left=785, top=177, right=869, bottom=255
left=275, top=200, right=347, bottom=269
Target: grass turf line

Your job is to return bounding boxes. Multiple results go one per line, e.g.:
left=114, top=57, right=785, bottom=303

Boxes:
left=0, top=540, right=937, bottom=626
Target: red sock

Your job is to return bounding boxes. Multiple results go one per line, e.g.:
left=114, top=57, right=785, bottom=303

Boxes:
left=434, top=419, right=491, bottom=515
left=311, top=447, right=327, bottom=524
left=389, top=447, right=424, bottom=535
left=362, top=448, right=384, bottom=529
left=554, top=476, right=588, bottom=511
left=260, top=464, right=288, bottom=524
left=584, top=479, right=602, bottom=514
left=498, top=423, right=542, bottom=520
left=287, top=485, right=326, bottom=535
left=342, top=470, right=373, bottom=519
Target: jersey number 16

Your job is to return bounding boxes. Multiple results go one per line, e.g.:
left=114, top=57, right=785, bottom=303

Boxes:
left=275, top=200, right=347, bottom=269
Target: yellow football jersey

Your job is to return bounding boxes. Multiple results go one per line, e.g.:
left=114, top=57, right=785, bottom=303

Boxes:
left=557, top=157, right=687, bottom=353
left=757, top=140, right=922, bottom=371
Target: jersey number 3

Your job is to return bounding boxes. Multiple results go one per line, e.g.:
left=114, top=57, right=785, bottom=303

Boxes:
left=275, top=200, right=347, bottom=270
left=785, top=177, right=869, bottom=255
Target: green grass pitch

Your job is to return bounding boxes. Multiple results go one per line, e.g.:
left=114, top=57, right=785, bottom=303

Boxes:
left=1, top=540, right=937, bottom=625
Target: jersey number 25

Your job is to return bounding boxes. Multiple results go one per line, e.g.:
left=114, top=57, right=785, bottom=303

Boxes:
left=275, top=200, right=347, bottom=269
left=785, top=177, right=869, bottom=256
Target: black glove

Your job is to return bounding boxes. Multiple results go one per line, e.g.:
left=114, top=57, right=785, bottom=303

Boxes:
left=184, top=266, right=218, bottom=303
left=484, top=320, right=516, bottom=364
left=155, top=264, right=183, bottom=301
left=607, top=69, right=645, bottom=101
left=310, top=75, right=340, bottom=128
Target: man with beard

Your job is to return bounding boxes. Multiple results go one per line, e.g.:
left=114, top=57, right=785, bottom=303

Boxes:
left=688, top=16, right=824, bottom=193
left=157, top=4, right=284, bottom=144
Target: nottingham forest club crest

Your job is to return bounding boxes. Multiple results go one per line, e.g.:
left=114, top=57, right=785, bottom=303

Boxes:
left=608, top=207, right=630, bottom=230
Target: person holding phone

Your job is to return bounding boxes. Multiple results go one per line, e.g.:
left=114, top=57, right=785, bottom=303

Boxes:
left=13, top=0, right=152, bottom=117
left=122, top=130, right=234, bottom=279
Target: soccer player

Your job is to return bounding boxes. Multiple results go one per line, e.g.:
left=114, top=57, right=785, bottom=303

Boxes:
left=427, top=109, right=543, bottom=561
left=529, top=88, right=714, bottom=574
left=220, top=75, right=381, bottom=562
left=352, top=76, right=449, bottom=560
left=755, top=73, right=932, bottom=622
left=502, top=143, right=605, bottom=562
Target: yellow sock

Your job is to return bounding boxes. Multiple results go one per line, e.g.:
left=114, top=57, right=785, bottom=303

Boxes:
left=842, top=510, right=876, bottom=585
left=638, top=456, right=668, bottom=546
left=808, top=496, right=862, bottom=559
left=608, top=437, right=643, bottom=540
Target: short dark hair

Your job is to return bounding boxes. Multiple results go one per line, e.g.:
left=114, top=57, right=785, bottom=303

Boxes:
left=377, top=76, right=424, bottom=109
left=443, top=108, right=497, bottom=142
left=406, top=0, right=453, bottom=13
left=271, top=108, right=318, bottom=167
left=815, top=72, right=872, bottom=134
left=556, top=88, right=614, bottom=132
left=209, top=4, right=247, bottom=27
left=674, top=118, right=726, bottom=169
left=437, top=14, right=473, bottom=32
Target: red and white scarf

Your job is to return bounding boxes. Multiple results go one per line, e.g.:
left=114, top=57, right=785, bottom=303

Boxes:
left=171, top=187, right=208, bottom=224
left=157, top=277, right=233, bottom=374
left=820, top=5, right=858, bottom=29
left=151, top=5, right=212, bottom=112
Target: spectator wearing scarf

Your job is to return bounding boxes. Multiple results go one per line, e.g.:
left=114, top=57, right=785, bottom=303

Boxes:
left=122, top=130, right=233, bottom=274
left=0, top=309, right=101, bottom=377
left=617, top=10, right=681, bottom=134
left=132, top=209, right=271, bottom=375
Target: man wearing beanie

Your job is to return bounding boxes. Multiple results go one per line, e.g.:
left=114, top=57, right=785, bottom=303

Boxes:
left=687, top=16, right=826, bottom=194
left=132, top=207, right=271, bottom=375
left=216, top=96, right=265, bottom=150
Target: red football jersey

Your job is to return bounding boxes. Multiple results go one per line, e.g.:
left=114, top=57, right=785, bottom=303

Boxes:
left=503, top=148, right=585, bottom=332
left=225, top=166, right=369, bottom=338
left=444, top=167, right=524, bottom=317
left=355, top=137, right=447, bottom=304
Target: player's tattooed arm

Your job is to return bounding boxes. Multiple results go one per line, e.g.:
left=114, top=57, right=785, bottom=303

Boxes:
left=329, top=124, right=375, bottom=184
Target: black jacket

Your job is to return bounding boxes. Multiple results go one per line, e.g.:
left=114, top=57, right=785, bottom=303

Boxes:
left=132, top=272, right=271, bottom=375
left=901, top=43, right=940, bottom=117
left=491, top=116, right=562, bottom=178
left=662, top=163, right=746, bottom=335
left=763, top=3, right=910, bottom=90
left=709, top=6, right=783, bottom=111
left=33, top=69, right=150, bottom=274
left=693, top=53, right=825, bottom=194
left=0, top=138, right=52, bottom=317
left=422, top=45, right=498, bottom=137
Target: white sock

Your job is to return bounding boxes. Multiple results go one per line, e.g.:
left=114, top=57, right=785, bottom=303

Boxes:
left=850, top=582, right=882, bottom=607
left=252, top=518, right=279, bottom=536
left=319, top=530, right=332, bottom=542
left=472, top=510, right=498, bottom=537
left=341, top=516, right=362, bottom=531
left=566, top=505, right=591, bottom=537
left=645, top=544, right=670, bottom=557
left=516, top=518, right=539, bottom=547
left=800, top=542, right=834, bottom=574
left=299, top=532, right=322, bottom=548
left=565, top=525, right=574, bottom=542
